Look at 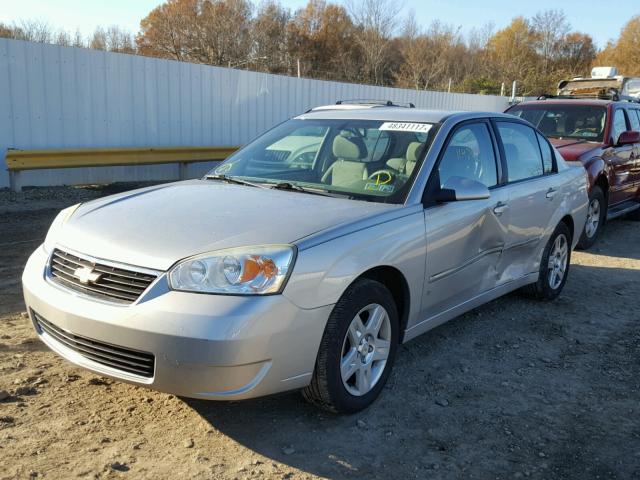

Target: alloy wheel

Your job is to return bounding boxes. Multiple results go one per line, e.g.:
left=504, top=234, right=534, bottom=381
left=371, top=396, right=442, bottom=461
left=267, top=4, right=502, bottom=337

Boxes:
left=548, top=233, right=568, bottom=289
left=340, top=303, right=391, bottom=396
left=584, top=198, right=601, bottom=238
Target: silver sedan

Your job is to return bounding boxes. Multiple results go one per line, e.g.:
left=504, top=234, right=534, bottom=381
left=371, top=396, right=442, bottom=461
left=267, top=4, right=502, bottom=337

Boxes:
left=22, top=104, right=589, bottom=413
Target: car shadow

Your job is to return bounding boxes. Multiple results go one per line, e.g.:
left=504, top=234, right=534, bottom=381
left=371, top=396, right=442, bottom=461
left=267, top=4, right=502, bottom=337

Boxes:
left=585, top=218, right=640, bottom=260
left=183, top=261, right=640, bottom=479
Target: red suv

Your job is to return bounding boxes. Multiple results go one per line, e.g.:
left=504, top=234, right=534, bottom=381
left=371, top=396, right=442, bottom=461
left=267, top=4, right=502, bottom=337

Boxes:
left=506, top=99, right=640, bottom=248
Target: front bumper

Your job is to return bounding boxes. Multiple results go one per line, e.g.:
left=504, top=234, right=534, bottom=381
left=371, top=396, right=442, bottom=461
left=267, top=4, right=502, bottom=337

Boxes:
left=22, top=245, right=332, bottom=400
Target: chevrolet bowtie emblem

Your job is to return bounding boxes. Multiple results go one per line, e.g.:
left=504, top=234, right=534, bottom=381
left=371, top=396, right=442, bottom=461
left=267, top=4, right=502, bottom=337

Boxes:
left=73, top=266, right=102, bottom=284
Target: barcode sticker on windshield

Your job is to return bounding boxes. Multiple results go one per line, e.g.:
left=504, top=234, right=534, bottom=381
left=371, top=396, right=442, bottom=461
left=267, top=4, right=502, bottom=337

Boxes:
left=379, top=122, right=432, bottom=133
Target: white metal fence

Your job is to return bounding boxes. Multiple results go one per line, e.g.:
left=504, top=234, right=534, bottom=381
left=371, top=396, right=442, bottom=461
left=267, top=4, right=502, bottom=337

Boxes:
left=0, top=38, right=514, bottom=189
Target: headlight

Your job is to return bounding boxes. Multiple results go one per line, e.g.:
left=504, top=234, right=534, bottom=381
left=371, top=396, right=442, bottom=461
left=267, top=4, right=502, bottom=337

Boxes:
left=168, top=245, right=296, bottom=295
left=43, top=203, right=81, bottom=253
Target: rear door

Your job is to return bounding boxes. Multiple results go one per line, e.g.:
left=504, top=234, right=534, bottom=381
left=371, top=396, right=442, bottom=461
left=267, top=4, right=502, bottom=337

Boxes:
left=493, top=121, right=561, bottom=282
left=422, top=120, right=510, bottom=317
left=605, top=107, right=636, bottom=204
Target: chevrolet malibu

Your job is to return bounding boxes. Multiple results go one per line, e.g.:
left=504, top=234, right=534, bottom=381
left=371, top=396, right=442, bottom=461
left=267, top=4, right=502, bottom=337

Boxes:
left=22, top=104, right=589, bottom=413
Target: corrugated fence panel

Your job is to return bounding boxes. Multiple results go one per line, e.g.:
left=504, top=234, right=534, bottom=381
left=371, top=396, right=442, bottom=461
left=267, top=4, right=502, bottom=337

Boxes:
left=0, top=38, right=512, bottom=189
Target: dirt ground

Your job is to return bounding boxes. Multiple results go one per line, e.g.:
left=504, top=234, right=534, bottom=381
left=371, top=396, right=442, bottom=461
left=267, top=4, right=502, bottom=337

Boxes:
left=1, top=186, right=639, bottom=480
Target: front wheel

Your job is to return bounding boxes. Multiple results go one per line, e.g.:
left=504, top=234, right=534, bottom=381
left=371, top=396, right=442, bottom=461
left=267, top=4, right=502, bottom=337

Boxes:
left=522, top=222, right=572, bottom=300
left=302, top=279, right=399, bottom=413
left=577, top=186, right=605, bottom=249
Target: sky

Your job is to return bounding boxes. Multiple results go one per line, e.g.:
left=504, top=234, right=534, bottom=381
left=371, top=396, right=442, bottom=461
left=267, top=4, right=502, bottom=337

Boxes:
left=0, top=0, right=637, bottom=48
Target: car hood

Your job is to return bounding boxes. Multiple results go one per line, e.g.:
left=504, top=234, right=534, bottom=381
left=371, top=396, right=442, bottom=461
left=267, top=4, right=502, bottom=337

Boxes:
left=549, top=138, right=603, bottom=162
left=56, top=179, right=397, bottom=271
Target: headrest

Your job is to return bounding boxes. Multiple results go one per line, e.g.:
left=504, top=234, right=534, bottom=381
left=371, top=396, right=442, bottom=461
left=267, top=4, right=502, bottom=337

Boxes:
left=406, top=142, right=423, bottom=162
left=333, top=134, right=367, bottom=161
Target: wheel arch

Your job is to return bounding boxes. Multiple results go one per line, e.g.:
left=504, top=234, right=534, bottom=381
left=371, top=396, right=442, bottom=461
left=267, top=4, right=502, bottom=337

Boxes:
left=593, top=174, right=609, bottom=205
left=355, top=266, right=411, bottom=343
left=559, top=214, right=575, bottom=242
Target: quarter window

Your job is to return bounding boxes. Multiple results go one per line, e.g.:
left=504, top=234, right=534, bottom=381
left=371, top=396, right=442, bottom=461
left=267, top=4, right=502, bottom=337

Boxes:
left=497, top=123, right=544, bottom=182
left=438, top=123, right=498, bottom=188
left=628, top=109, right=640, bottom=132
left=537, top=132, right=554, bottom=174
left=611, top=109, right=627, bottom=145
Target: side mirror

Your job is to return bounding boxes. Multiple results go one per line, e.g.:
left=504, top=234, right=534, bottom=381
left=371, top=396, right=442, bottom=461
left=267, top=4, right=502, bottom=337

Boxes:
left=618, top=130, right=640, bottom=146
left=436, top=176, right=490, bottom=202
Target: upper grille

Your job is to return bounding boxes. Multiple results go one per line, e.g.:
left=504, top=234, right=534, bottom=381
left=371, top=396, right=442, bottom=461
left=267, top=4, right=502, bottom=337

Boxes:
left=34, top=311, right=155, bottom=378
left=49, top=249, right=157, bottom=304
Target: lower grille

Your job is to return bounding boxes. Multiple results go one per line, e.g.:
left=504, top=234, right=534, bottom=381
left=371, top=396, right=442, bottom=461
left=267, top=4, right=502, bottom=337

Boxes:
left=34, top=311, right=155, bottom=378
left=49, top=248, right=157, bottom=304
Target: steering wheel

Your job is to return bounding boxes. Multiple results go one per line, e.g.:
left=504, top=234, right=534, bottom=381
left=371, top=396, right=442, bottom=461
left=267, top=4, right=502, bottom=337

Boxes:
left=368, top=170, right=395, bottom=185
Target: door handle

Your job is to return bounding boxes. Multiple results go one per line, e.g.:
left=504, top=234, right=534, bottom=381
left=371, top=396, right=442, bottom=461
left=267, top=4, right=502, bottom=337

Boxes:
left=546, top=188, right=557, bottom=200
left=493, top=201, right=509, bottom=216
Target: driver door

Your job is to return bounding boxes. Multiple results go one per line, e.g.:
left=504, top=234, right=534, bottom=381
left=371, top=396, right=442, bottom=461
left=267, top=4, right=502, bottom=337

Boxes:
left=422, top=121, right=510, bottom=318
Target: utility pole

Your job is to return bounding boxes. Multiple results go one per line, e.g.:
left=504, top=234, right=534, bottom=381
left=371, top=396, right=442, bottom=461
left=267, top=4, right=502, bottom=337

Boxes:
left=500, top=82, right=505, bottom=97
left=510, top=81, right=517, bottom=102
left=297, top=59, right=301, bottom=78
left=447, top=78, right=452, bottom=93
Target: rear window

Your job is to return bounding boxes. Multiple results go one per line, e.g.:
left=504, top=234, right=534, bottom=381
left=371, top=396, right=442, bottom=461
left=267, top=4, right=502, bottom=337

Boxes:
left=508, top=104, right=607, bottom=142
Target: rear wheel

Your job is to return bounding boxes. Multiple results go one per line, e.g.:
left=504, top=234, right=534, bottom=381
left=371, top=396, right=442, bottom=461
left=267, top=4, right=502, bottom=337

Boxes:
left=302, top=279, right=399, bottom=413
left=523, top=222, right=571, bottom=300
left=577, top=186, right=605, bottom=249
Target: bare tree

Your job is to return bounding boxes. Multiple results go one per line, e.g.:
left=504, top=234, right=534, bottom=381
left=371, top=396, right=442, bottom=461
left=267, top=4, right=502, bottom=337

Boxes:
left=105, top=26, right=136, bottom=53
left=532, top=9, right=570, bottom=73
left=89, top=27, right=107, bottom=50
left=72, top=29, right=85, bottom=48
left=396, top=17, right=464, bottom=91
left=346, top=0, right=401, bottom=85
left=252, top=1, right=291, bottom=73
left=11, top=19, right=54, bottom=43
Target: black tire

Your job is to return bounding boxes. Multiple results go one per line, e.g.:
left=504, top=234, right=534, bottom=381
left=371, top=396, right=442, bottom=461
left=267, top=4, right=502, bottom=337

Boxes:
left=302, top=279, right=399, bottom=414
left=522, top=222, right=572, bottom=300
left=576, top=186, right=606, bottom=249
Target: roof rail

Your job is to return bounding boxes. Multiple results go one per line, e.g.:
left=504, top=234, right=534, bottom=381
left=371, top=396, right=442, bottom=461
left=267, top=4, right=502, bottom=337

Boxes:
left=537, top=93, right=640, bottom=103
left=335, top=99, right=416, bottom=108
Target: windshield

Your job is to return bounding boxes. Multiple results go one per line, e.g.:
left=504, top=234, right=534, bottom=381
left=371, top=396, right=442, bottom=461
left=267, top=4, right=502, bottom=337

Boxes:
left=508, top=104, right=607, bottom=142
left=207, top=118, right=437, bottom=203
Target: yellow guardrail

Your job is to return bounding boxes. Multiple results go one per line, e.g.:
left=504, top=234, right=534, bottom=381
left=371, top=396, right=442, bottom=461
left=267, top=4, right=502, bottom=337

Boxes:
left=5, top=146, right=239, bottom=192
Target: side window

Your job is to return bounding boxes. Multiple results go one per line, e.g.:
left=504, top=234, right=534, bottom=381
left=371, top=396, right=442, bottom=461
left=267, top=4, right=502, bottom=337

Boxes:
left=628, top=109, right=640, bottom=132
left=496, top=122, right=544, bottom=182
left=536, top=132, right=555, bottom=174
left=438, top=123, right=498, bottom=188
left=611, top=109, right=628, bottom=145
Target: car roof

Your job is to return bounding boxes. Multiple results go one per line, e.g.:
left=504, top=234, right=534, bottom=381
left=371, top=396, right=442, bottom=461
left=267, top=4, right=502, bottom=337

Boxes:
left=296, top=106, right=517, bottom=123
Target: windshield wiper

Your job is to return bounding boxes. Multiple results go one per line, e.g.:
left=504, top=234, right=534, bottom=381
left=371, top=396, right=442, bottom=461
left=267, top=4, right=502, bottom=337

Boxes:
left=271, top=182, right=346, bottom=198
left=204, top=174, right=266, bottom=188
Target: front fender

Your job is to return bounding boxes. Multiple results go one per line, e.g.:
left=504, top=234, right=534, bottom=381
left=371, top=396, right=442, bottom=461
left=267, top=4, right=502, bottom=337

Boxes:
left=582, top=157, right=607, bottom=194
left=283, top=210, right=426, bottom=327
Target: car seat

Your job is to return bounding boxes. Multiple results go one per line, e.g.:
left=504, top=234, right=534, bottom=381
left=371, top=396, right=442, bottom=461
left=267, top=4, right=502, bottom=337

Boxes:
left=321, top=134, right=369, bottom=186
left=403, top=142, right=424, bottom=176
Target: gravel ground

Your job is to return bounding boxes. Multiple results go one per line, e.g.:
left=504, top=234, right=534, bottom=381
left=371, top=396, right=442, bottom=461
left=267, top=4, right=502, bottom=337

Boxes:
left=0, top=186, right=639, bottom=480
